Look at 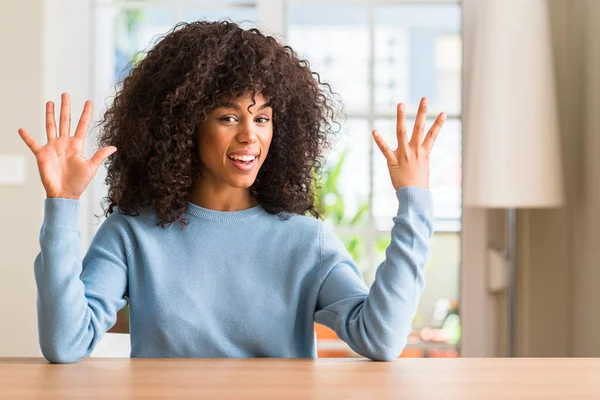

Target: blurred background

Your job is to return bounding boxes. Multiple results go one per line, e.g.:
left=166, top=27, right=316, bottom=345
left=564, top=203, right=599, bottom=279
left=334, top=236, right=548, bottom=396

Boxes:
left=1, top=0, right=598, bottom=359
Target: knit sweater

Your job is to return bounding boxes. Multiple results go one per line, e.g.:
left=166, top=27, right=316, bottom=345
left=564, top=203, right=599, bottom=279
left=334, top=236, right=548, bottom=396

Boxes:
left=34, top=187, right=433, bottom=363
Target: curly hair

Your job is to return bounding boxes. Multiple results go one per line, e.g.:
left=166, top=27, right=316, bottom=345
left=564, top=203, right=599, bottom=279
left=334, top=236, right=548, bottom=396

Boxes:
left=97, top=20, right=341, bottom=229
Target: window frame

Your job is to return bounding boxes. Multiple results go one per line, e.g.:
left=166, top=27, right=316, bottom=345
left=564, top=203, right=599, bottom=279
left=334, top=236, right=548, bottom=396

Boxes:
left=284, top=0, right=462, bottom=278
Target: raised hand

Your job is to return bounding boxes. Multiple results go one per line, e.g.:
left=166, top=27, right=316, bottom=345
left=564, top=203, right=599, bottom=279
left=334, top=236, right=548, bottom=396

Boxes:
left=372, top=97, right=445, bottom=191
left=17, top=93, right=117, bottom=200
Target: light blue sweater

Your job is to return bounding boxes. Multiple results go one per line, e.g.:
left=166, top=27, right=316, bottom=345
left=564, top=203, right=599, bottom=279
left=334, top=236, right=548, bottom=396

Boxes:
left=34, top=187, right=433, bottom=363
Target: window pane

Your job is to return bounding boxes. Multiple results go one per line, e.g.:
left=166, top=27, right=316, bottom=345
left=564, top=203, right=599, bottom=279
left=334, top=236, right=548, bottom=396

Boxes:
left=374, top=4, right=461, bottom=116
left=179, top=6, right=258, bottom=26
left=373, top=118, right=461, bottom=231
left=114, top=8, right=175, bottom=83
left=89, top=6, right=176, bottom=235
left=318, top=118, right=370, bottom=226
left=287, top=4, right=369, bottom=114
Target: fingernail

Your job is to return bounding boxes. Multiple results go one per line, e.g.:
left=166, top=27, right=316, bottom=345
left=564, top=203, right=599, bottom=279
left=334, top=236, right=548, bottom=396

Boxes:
left=399, top=103, right=405, bottom=112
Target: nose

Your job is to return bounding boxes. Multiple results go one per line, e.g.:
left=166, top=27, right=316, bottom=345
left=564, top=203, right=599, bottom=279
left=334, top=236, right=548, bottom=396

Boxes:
left=236, top=119, right=258, bottom=144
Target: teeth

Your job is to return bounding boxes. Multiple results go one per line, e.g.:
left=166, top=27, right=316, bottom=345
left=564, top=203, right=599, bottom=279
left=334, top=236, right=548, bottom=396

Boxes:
left=229, top=155, right=256, bottom=162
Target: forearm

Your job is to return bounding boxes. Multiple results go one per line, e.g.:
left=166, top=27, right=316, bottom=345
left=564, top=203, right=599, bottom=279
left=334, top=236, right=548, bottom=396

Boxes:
left=34, top=199, right=126, bottom=363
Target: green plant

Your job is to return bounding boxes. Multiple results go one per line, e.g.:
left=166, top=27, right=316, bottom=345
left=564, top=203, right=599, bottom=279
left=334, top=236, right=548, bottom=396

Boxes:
left=315, top=150, right=368, bottom=262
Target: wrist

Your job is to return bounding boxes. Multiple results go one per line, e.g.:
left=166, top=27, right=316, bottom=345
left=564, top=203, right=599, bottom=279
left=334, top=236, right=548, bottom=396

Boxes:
left=392, top=181, right=429, bottom=191
left=46, top=192, right=80, bottom=201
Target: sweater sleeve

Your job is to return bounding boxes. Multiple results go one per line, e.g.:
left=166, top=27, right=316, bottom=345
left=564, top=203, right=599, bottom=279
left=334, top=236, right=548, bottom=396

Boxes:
left=34, top=198, right=130, bottom=364
left=314, top=186, right=433, bottom=361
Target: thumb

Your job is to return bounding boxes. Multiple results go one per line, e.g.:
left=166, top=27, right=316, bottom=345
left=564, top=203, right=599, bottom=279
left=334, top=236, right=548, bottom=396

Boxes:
left=89, top=146, right=117, bottom=171
left=372, top=130, right=396, bottom=164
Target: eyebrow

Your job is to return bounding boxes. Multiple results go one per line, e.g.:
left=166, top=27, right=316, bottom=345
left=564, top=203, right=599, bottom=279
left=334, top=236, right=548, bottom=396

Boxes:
left=219, top=102, right=272, bottom=112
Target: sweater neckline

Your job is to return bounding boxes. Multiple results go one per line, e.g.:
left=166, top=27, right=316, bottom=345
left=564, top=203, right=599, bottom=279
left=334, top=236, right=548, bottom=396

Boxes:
left=184, top=202, right=265, bottom=222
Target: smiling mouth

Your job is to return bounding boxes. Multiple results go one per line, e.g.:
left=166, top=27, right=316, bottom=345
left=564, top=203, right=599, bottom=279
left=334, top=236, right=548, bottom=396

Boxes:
left=227, top=155, right=258, bottom=172
left=227, top=155, right=258, bottom=163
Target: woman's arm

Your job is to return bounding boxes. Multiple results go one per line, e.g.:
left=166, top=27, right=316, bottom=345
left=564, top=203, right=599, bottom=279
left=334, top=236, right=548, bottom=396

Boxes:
left=34, top=199, right=129, bottom=364
left=18, top=93, right=123, bottom=363
left=315, top=97, right=443, bottom=361
left=315, top=187, right=432, bottom=361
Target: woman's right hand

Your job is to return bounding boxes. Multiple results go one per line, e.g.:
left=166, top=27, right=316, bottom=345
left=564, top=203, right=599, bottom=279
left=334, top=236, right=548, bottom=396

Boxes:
left=18, top=93, right=117, bottom=200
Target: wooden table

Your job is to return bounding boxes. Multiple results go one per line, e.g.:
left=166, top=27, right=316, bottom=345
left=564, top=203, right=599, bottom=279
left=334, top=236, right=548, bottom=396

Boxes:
left=1, top=358, right=600, bottom=399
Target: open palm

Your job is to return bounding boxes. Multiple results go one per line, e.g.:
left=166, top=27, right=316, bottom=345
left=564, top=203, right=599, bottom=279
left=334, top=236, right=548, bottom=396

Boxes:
left=18, top=93, right=117, bottom=200
left=372, top=97, right=446, bottom=191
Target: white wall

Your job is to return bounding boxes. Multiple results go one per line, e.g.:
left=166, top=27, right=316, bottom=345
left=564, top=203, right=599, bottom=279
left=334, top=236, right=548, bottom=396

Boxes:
left=0, top=0, right=92, bottom=357
left=0, top=0, right=45, bottom=357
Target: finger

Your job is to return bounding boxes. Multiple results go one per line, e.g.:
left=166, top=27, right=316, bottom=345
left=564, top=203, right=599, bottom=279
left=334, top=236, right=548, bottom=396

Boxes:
left=46, top=101, right=57, bottom=141
left=422, top=112, right=446, bottom=153
left=89, top=146, right=117, bottom=171
left=396, top=103, right=409, bottom=153
left=59, top=93, right=71, bottom=137
left=74, top=101, right=93, bottom=139
left=18, top=128, right=42, bottom=154
left=410, top=97, right=428, bottom=146
left=372, top=130, right=396, bottom=163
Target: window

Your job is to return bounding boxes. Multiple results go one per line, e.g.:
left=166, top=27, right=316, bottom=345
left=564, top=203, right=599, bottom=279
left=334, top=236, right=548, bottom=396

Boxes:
left=286, top=0, right=462, bottom=357
left=90, top=0, right=462, bottom=358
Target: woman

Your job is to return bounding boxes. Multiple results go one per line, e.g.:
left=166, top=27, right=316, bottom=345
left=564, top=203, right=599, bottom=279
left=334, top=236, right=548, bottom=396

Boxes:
left=18, top=20, right=445, bottom=363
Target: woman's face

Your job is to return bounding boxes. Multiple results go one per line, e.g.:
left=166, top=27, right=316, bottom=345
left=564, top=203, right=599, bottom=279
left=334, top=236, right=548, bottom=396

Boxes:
left=197, top=93, right=273, bottom=189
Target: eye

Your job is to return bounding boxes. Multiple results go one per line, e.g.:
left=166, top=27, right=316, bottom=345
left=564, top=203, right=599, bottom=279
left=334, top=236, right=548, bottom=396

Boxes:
left=255, top=117, right=271, bottom=124
left=218, top=116, right=238, bottom=123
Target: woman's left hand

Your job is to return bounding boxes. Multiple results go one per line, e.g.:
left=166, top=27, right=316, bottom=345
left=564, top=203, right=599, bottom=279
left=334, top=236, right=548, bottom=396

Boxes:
left=372, top=97, right=445, bottom=191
